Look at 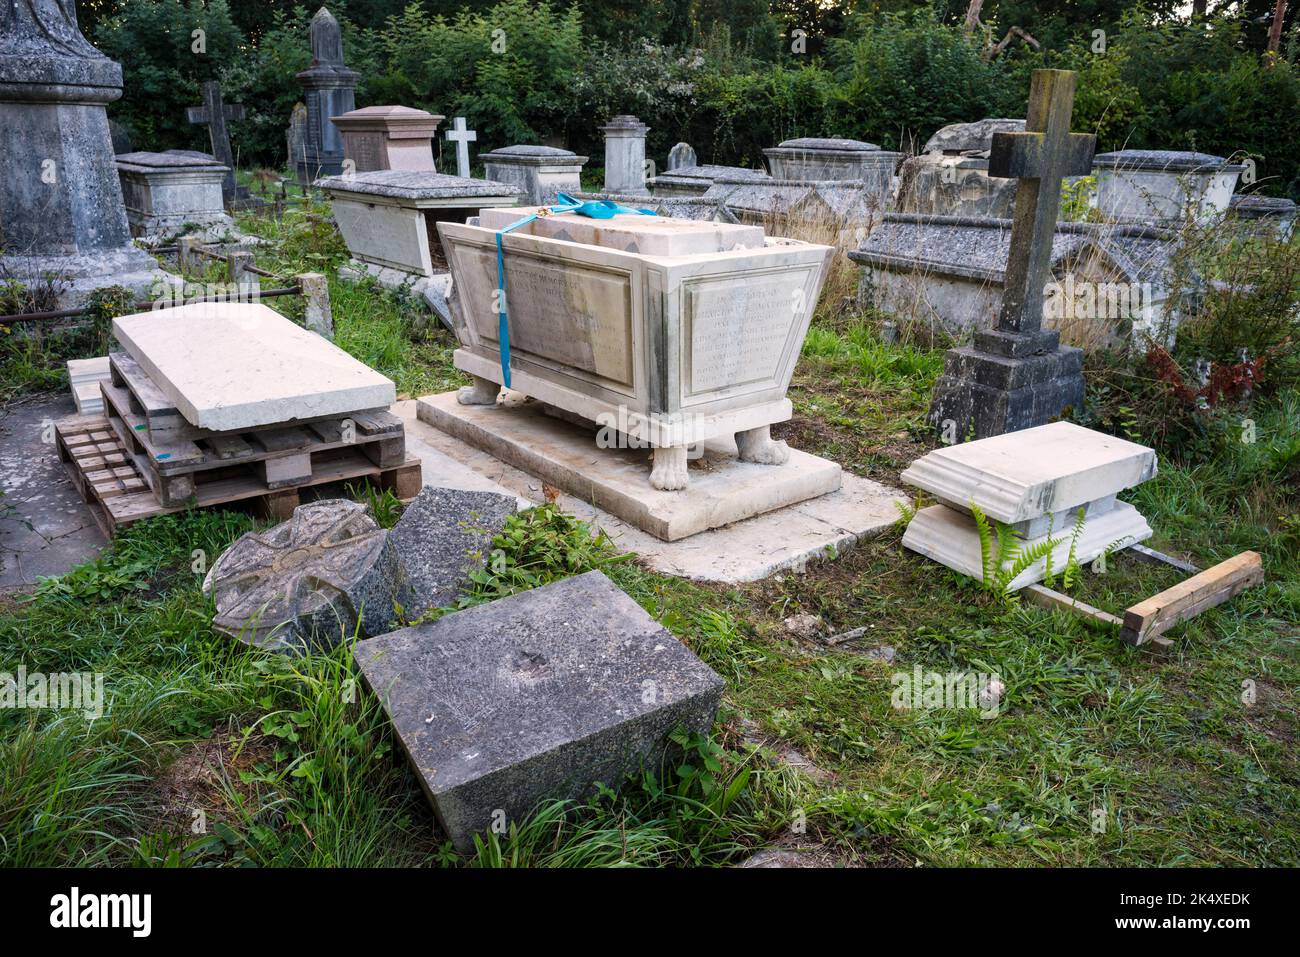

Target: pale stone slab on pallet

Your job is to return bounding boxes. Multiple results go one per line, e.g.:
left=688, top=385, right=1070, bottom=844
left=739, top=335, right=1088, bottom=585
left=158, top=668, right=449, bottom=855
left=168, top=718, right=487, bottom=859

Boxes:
left=112, top=303, right=396, bottom=432
left=901, top=501, right=1153, bottom=592
left=353, top=570, right=724, bottom=851
left=900, top=421, right=1156, bottom=524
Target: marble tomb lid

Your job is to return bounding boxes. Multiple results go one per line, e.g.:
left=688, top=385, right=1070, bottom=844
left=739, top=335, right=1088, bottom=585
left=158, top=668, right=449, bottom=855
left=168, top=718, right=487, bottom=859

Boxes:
left=900, top=421, right=1157, bottom=524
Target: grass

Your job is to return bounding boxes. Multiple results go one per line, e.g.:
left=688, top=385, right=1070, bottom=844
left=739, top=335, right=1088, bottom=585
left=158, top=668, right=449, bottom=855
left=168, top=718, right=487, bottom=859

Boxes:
left=1, top=198, right=1297, bottom=868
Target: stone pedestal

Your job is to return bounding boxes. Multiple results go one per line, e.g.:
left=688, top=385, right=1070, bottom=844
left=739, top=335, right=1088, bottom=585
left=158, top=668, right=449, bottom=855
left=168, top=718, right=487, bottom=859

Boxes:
left=332, top=105, right=443, bottom=173
left=601, top=115, right=649, bottom=195
left=295, top=7, right=359, bottom=185
left=317, top=171, right=522, bottom=275
left=900, top=421, right=1157, bottom=590
left=480, top=145, right=588, bottom=205
left=116, top=150, right=234, bottom=244
left=0, top=0, right=175, bottom=307
left=1093, top=150, right=1244, bottom=224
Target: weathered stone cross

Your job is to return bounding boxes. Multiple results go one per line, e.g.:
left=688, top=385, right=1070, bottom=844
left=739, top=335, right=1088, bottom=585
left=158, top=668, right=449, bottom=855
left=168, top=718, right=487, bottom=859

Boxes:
left=988, top=69, right=1096, bottom=337
left=927, top=69, right=1095, bottom=439
left=445, top=117, right=477, bottom=178
left=187, top=80, right=245, bottom=204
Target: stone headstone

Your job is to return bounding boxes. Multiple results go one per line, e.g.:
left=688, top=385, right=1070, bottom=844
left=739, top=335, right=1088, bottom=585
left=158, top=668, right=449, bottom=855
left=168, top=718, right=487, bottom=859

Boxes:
left=480, top=144, right=588, bottom=206
left=928, top=69, right=1096, bottom=439
left=445, top=117, right=477, bottom=178
left=0, top=0, right=176, bottom=307
left=666, top=142, right=696, bottom=171
left=286, top=101, right=308, bottom=170
left=185, top=79, right=248, bottom=205
left=602, top=114, right=649, bottom=195
left=203, top=499, right=403, bottom=652
left=388, top=485, right=517, bottom=619
left=922, top=118, right=1026, bottom=154
left=332, top=105, right=442, bottom=173
left=295, top=7, right=359, bottom=184
left=111, top=302, right=396, bottom=431
left=900, top=422, right=1156, bottom=590
left=352, top=570, right=725, bottom=851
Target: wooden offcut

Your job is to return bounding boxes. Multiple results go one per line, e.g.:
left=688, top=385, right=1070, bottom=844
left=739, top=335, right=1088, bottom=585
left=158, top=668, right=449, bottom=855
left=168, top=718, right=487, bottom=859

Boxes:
left=1022, top=583, right=1124, bottom=628
left=1120, top=551, right=1264, bottom=646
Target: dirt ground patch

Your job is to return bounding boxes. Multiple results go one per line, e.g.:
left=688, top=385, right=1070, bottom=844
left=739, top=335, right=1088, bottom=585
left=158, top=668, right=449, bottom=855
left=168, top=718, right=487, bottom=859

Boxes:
left=146, top=730, right=278, bottom=837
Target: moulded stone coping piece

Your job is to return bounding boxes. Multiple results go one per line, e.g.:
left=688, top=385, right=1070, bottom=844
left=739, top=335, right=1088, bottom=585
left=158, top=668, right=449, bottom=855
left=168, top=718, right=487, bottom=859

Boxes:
left=899, top=421, right=1156, bottom=525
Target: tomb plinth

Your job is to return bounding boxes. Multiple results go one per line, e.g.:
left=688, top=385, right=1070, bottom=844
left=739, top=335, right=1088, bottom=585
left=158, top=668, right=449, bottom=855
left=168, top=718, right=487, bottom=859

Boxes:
left=896, top=119, right=1025, bottom=218
left=601, top=115, right=650, bottom=195
left=115, top=150, right=234, bottom=245
left=434, top=207, right=836, bottom=507
left=332, top=105, right=443, bottom=173
left=901, top=422, right=1157, bottom=591
left=353, top=570, right=725, bottom=851
left=0, top=0, right=176, bottom=307
left=317, top=171, right=522, bottom=276
left=1093, top=150, right=1245, bottom=224
left=762, top=137, right=903, bottom=199
left=480, top=145, right=588, bottom=206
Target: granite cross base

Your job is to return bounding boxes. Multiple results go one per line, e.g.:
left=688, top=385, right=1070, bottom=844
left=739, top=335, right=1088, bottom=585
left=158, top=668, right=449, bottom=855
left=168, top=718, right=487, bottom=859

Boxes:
left=928, top=328, right=1085, bottom=439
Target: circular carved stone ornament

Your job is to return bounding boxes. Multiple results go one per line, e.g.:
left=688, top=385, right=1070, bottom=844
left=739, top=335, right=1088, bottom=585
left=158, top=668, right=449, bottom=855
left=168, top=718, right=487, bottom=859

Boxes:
left=202, top=499, right=402, bottom=653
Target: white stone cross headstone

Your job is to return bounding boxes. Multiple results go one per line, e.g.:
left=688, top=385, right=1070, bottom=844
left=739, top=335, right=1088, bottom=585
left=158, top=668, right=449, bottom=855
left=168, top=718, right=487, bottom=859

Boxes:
left=446, top=117, right=477, bottom=178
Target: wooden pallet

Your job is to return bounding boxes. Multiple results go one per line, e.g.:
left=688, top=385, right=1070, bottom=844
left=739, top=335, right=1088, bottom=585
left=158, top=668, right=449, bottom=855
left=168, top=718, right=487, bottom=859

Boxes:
left=56, top=415, right=421, bottom=537
left=99, top=379, right=407, bottom=506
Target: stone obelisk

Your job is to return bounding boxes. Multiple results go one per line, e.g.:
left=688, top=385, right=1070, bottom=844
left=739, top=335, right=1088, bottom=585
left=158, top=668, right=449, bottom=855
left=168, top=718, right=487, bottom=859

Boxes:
left=0, top=0, right=174, bottom=306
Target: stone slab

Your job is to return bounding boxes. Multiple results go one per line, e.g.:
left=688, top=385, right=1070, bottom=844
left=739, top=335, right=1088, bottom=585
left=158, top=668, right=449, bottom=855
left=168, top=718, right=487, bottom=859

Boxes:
left=474, top=206, right=765, bottom=256
left=416, top=390, right=842, bottom=542
left=389, top=485, right=517, bottom=619
left=900, top=422, right=1156, bottom=524
left=0, top=394, right=107, bottom=592
left=353, top=569, right=725, bottom=851
left=902, top=500, right=1152, bottom=592
left=111, top=303, right=396, bottom=432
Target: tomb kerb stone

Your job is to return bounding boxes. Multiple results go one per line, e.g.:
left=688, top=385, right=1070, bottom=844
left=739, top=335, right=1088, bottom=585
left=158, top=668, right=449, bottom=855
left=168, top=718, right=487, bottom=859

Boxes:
left=296, top=7, right=359, bottom=184
left=480, top=145, right=588, bottom=206
left=602, top=115, right=650, bottom=195
left=0, top=0, right=175, bottom=306
left=928, top=69, right=1095, bottom=439
left=332, top=105, right=443, bottom=173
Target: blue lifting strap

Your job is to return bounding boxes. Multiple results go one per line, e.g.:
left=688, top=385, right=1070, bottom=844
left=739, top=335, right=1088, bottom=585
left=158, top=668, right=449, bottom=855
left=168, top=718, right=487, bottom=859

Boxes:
left=493, top=193, right=656, bottom=388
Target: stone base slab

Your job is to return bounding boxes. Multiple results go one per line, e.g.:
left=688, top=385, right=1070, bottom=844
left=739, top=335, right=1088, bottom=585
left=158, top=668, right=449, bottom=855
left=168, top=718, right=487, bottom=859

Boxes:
left=902, top=500, right=1152, bottom=592
left=394, top=400, right=903, bottom=582
left=417, top=390, right=842, bottom=541
left=928, top=343, right=1085, bottom=439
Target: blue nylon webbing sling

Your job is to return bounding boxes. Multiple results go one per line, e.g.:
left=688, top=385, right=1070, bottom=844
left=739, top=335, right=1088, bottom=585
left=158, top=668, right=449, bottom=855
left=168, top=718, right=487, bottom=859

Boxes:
left=493, top=192, right=656, bottom=388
